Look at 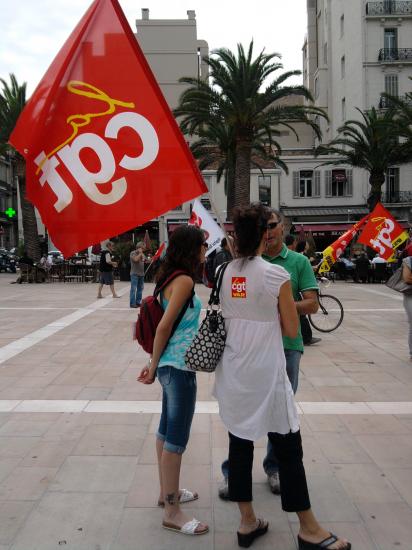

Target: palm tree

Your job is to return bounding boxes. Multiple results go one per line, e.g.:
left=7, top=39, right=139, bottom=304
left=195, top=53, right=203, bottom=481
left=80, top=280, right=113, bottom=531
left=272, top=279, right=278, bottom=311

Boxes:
left=0, top=74, right=41, bottom=261
left=189, top=115, right=287, bottom=215
left=174, top=41, right=326, bottom=212
left=315, top=107, right=412, bottom=211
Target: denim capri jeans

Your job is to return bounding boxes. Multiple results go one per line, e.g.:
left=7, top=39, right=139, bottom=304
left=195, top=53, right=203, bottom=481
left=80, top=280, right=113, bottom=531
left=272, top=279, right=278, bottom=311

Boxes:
left=156, top=366, right=197, bottom=454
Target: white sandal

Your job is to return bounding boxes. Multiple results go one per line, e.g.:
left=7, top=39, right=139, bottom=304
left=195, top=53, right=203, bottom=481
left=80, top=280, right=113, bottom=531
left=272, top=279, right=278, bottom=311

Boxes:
left=157, top=488, right=199, bottom=507
left=162, top=518, right=208, bottom=536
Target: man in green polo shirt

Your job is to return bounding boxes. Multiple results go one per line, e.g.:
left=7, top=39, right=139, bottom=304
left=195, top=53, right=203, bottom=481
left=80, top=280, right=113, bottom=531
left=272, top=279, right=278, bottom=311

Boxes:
left=261, top=209, right=319, bottom=493
left=218, top=209, right=319, bottom=499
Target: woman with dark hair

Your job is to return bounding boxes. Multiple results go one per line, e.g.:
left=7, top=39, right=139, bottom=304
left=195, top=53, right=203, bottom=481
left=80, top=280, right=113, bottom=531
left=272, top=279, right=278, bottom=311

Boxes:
left=138, top=225, right=209, bottom=536
left=214, top=203, right=350, bottom=550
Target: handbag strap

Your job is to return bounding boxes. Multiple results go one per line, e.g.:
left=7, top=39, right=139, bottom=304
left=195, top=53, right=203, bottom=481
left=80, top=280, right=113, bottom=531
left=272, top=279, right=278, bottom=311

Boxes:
left=208, top=261, right=230, bottom=306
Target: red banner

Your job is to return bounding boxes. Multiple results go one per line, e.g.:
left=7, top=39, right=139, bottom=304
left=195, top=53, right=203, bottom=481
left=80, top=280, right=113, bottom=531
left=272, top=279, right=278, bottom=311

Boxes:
left=357, top=203, right=408, bottom=260
left=9, top=0, right=207, bottom=257
left=318, top=216, right=369, bottom=273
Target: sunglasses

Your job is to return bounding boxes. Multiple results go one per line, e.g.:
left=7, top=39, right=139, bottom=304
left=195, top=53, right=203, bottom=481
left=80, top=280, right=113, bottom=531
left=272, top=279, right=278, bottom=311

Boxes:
left=266, top=221, right=279, bottom=230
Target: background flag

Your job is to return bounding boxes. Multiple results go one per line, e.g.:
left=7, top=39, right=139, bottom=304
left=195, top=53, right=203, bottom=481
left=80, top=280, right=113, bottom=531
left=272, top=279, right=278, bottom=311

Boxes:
left=9, top=0, right=207, bottom=257
left=188, top=198, right=224, bottom=256
left=319, top=215, right=369, bottom=274
left=357, top=203, right=408, bottom=261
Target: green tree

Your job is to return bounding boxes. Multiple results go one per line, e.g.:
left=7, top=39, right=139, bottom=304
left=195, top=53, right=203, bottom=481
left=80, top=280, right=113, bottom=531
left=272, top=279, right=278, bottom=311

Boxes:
left=0, top=74, right=41, bottom=260
left=315, top=107, right=412, bottom=211
left=174, top=41, right=325, bottom=214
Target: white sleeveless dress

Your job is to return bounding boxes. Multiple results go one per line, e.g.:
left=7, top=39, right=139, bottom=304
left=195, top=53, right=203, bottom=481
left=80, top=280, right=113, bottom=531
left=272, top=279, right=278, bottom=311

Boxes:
left=213, top=257, right=300, bottom=440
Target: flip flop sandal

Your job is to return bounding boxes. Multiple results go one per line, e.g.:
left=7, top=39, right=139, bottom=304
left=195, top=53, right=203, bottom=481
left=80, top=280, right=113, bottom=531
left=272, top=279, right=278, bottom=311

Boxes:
left=157, top=488, right=199, bottom=507
left=162, top=518, right=209, bottom=536
left=298, top=532, right=351, bottom=550
left=237, top=518, right=269, bottom=548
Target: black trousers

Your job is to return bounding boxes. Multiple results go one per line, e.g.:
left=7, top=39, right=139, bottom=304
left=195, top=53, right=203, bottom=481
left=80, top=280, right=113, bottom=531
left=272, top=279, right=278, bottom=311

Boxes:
left=228, top=430, right=311, bottom=513
left=300, top=315, right=313, bottom=345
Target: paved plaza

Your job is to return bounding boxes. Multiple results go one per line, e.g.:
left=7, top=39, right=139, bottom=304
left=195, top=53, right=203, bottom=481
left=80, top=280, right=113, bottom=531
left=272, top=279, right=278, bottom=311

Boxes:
left=0, top=274, right=411, bottom=549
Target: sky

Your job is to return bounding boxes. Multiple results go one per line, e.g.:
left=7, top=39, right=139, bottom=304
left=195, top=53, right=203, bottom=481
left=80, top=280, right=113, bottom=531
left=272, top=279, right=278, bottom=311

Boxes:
left=0, top=0, right=308, bottom=96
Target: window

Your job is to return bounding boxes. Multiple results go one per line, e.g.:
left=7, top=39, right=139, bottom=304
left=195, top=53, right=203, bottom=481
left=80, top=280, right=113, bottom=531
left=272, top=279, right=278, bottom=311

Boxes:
left=385, top=74, right=398, bottom=97
left=293, top=171, right=320, bottom=198
left=258, top=175, right=271, bottom=206
left=314, top=77, right=319, bottom=99
left=341, top=97, right=346, bottom=121
left=385, top=167, right=400, bottom=200
left=340, top=14, right=344, bottom=37
left=341, top=56, right=345, bottom=79
left=325, top=169, right=353, bottom=197
left=200, top=197, right=211, bottom=210
left=384, top=28, right=398, bottom=52
left=323, top=42, right=328, bottom=65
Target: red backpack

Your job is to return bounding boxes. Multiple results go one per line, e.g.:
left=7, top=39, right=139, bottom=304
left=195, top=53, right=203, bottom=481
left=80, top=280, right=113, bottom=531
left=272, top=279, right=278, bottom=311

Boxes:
left=135, top=270, right=194, bottom=354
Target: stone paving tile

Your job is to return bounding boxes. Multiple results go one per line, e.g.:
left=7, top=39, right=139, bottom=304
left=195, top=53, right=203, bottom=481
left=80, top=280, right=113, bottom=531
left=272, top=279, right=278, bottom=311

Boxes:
left=112, top=507, right=213, bottom=550
left=0, top=501, right=34, bottom=546
left=49, top=456, right=137, bottom=493
left=383, top=468, right=412, bottom=507
left=357, top=502, right=412, bottom=550
left=0, top=466, right=57, bottom=501
left=72, top=424, right=145, bottom=456
left=0, top=420, right=55, bottom=438
left=0, top=438, right=39, bottom=458
left=0, top=459, right=21, bottom=484
left=355, top=434, right=412, bottom=468
left=340, top=414, right=410, bottom=434
left=10, top=492, right=126, bottom=550
left=20, top=440, right=76, bottom=468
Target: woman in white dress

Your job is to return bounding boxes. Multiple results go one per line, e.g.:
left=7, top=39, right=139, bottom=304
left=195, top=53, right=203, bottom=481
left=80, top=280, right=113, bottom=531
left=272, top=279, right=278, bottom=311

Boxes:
left=214, top=204, right=351, bottom=550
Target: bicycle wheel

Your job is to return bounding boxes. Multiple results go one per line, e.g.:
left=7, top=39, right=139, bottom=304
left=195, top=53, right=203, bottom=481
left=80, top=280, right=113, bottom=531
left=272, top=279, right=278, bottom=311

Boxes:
left=308, top=294, right=344, bottom=333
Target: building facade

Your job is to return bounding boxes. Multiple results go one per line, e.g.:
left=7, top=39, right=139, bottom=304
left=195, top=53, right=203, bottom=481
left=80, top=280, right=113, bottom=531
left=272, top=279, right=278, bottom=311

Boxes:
left=0, top=155, right=18, bottom=249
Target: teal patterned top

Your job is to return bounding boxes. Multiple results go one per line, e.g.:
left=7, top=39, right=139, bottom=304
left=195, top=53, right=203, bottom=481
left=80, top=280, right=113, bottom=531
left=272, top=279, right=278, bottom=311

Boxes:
left=158, top=293, right=202, bottom=371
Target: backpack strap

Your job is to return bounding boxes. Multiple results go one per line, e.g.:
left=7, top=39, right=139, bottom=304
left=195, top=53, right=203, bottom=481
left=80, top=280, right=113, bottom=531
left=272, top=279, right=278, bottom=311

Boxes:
left=209, top=261, right=230, bottom=306
left=154, top=270, right=195, bottom=339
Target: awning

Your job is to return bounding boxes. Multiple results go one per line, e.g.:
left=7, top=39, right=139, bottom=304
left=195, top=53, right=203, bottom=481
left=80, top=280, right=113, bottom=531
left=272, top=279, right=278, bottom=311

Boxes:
left=299, top=223, right=353, bottom=232
left=167, top=222, right=233, bottom=232
left=282, top=207, right=369, bottom=217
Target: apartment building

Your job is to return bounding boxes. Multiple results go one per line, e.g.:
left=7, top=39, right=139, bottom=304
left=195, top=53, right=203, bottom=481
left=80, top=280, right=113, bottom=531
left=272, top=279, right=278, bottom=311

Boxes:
left=0, top=155, right=18, bottom=249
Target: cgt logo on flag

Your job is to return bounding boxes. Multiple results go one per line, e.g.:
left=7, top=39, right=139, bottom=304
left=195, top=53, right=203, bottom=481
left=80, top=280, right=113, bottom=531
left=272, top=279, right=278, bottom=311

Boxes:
left=34, top=81, right=159, bottom=213
left=358, top=203, right=408, bottom=260
left=9, top=0, right=207, bottom=258
left=232, top=277, right=246, bottom=298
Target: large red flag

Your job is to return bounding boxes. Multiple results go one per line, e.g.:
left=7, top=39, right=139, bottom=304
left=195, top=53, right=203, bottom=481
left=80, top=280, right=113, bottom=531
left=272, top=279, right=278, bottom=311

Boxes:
left=357, top=203, right=408, bottom=260
left=9, top=0, right=207, bottom=257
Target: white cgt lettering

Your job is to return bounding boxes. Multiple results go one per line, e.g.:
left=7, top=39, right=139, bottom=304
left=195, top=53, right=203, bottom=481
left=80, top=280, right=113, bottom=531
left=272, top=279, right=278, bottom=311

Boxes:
left=36, top=111, right=159, bottom=211
left=369, top=218, right=395, bottom=255
left=58, top=133, right=127, bottom=206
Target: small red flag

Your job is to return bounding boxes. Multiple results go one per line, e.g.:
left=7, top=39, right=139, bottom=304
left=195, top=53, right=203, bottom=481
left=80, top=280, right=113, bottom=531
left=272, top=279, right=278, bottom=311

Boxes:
left=9, top=0, right=206, bottom=257
left=357, top=203, right=408, bottom=260
left=152, top=242, right=165, bottom=262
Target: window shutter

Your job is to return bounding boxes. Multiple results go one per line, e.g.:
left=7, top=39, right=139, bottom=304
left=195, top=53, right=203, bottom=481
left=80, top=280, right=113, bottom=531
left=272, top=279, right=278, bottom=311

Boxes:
left=346, top=170, right=353, bottom=196
left=293, top=172, right=299, bottom=198
left=314, top=171, right=321, bottom=197
left=325, top=170, right=332, bottom=197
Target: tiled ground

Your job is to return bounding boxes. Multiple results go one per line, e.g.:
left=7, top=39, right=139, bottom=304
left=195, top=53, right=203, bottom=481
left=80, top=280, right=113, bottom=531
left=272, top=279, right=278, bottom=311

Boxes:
left=0, top=273, right=411, bottom=549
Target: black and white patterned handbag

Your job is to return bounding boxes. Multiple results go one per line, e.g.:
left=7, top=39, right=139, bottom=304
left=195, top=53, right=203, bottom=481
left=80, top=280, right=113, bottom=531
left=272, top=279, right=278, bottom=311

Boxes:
left=185, top=262, right=230, bottom=373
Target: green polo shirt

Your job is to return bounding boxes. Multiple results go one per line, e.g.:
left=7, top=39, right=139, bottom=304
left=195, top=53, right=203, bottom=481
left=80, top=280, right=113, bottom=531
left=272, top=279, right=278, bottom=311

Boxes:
left=262, top=244, right=318, bottom=352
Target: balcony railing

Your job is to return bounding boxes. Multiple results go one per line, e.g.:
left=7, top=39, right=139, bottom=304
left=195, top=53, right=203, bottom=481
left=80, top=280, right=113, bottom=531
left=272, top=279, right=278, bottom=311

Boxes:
left=367, top=1, right=412, bottom=15
left=378, top=48, right=412, bottom=61
left=379, top=94, right=412, bottom=108
left=381, top=191, right=412, bottom=203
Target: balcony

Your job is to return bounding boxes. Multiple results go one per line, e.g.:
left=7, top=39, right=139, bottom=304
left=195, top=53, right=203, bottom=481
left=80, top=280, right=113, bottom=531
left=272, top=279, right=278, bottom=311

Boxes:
left=378, top=48, right=412, bottom=61
left=367, top=1, right=412, bottom=15
left=381, top=191, right=412, bottom=203
left=379, top=94, right=412, bottom=108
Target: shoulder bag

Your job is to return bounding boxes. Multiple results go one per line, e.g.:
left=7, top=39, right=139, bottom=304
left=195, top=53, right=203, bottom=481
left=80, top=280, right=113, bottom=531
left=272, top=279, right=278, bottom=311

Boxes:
left=185, top=261, right=230, bottom=373
left=385, top=257, right=412, bottom=295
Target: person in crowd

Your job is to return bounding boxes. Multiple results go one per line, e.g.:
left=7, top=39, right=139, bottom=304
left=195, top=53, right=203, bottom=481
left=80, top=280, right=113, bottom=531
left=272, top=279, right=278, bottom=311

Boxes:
left=137, top=225, right=209, bottom=536
left=402, top=255, right=412, bottom=361
left=355, top=252, right=371, bottom=283
left=214, top=203, right=350, bottom=550
left=96, top=241, right=119, bottom=299
left=213, top=237, right=234, bottom=272
left=130, top=241, right=146, bottom=308
left=295, top=240, right=321, bottom=346
left=219, top=209, right=319, bottom=498
left=371, top=254, right=387, bottom=266
left=285, top=234, right=297, bottom=250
